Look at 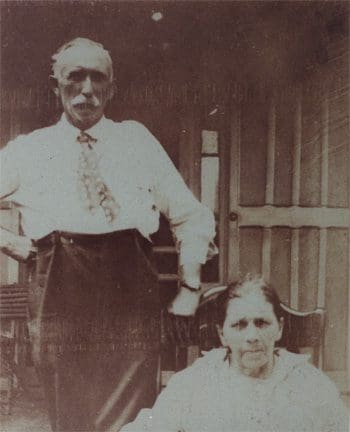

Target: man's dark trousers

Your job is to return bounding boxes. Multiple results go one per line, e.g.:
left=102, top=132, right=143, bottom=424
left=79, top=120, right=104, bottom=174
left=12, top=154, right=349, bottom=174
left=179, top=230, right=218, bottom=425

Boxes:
left=27, top=230, right=160, bottom=431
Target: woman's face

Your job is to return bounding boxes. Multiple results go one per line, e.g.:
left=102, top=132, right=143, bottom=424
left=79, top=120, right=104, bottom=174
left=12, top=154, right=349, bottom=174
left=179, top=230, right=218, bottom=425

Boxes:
left=219, top=290, right=283, bottom=378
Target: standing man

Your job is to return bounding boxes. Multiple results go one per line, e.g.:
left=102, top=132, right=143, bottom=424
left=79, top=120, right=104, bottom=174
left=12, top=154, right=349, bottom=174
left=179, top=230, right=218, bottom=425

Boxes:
left=0, top=38, right=216, bottom=431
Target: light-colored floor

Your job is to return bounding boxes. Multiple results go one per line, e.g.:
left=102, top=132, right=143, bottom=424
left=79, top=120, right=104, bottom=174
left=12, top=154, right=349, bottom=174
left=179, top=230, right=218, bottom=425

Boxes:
left=1, top=386, right=349, bottom=432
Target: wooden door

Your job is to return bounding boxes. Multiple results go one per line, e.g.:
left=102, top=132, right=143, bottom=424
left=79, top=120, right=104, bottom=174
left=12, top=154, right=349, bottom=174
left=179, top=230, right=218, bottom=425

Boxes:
left=182, top=81, right=349, bottom=392
left=227, top=86, right=349, bottom=392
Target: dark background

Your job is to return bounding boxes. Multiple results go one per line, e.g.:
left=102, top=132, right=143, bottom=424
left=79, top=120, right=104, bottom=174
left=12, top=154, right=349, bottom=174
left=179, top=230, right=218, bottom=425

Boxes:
left=1, top=1, right=348, bottom=161
left=1, top=1, right=348, bottom=97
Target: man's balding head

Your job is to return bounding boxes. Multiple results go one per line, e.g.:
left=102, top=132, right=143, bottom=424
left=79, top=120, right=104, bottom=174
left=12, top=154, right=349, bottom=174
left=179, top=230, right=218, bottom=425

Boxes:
left=51, top=37, right=113, bottom=82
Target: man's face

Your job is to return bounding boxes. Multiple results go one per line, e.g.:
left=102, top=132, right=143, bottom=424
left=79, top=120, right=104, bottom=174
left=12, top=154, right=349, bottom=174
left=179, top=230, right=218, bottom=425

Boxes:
left=54, top=46, right=113, bottom=130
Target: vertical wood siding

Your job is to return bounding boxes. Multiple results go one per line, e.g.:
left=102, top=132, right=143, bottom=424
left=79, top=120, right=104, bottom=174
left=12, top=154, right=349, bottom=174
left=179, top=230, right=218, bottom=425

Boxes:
left=228, top=37, right=349, bottom=390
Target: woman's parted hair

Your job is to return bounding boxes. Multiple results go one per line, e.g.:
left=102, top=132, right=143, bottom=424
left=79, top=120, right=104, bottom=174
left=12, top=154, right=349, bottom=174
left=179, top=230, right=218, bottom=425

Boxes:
left=214, top=274, right=284, bottom=327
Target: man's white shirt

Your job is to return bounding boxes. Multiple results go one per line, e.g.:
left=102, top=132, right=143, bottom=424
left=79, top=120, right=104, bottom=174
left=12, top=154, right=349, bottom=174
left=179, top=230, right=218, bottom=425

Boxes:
left=0, top=115, right=216, bottom=264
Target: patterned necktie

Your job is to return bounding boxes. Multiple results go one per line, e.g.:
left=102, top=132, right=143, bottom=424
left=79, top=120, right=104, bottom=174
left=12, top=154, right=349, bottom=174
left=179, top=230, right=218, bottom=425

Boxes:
left=77, top=131, right=120, bottom=223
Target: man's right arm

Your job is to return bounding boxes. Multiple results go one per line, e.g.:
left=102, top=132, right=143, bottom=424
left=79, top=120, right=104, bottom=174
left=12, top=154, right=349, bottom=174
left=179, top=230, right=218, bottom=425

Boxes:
left=0, top=139, right=36, bottom=261
left=0, top=227, right=36, bottom=262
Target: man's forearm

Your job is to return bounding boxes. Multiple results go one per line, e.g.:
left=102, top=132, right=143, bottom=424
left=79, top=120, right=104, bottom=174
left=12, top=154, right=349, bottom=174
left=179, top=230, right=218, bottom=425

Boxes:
left=0, top=227, right=36, bottom=261
left=179, top=262, right=201, bottom=289
left=167, top=262, right=202, bottom=316
left=1, top=227, right=17, bottom=248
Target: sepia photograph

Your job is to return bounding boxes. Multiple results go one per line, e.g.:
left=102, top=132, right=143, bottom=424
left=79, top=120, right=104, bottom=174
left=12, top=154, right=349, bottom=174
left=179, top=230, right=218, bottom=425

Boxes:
left=0, top=1, right=349, bottom=431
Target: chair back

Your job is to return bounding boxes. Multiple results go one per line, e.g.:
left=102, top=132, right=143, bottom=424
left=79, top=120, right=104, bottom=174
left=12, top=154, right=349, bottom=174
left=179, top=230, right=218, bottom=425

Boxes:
left=162, top=286, right=326, bottom=373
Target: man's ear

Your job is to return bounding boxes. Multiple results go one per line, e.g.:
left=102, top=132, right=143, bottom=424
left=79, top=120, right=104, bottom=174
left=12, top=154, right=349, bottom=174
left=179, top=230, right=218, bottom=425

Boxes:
left=108, top=79, right=116, bottom=101
left=216, top=324, right=227, bottom=347
left=49, top=75, right=59, bottom=97
left=276, top=317, right=284, bottom=342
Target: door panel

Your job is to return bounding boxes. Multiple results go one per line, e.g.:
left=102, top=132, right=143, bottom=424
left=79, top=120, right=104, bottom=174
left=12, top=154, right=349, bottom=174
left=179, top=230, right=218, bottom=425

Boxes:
left=274, top=98, right=294, bottom=206
left=298, top=228, right=320, bottom=310
left=270, top=227, right=291, bottom=304
left=239, top=227, right=263, bottom=276
left=300, top=87, right=323, bottom=207
left=324, top=228, right=349, bottom=372
left=328, top=91, right=349, bottom=208
left=239, top=98, right=267, bottom=206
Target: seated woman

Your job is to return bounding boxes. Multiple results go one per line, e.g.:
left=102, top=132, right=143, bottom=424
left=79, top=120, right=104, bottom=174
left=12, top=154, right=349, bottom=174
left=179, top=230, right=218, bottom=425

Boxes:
left=121, top=275, right=348, bottom=432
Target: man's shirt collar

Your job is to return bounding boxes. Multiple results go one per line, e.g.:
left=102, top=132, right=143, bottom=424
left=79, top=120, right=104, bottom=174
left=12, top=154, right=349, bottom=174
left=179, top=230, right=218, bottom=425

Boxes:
left=58, top=114, right=110, bottom=142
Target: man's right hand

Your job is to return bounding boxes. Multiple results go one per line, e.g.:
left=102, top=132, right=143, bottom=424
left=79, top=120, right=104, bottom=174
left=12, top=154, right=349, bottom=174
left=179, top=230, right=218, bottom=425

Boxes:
left=0, top=228, right=37, bottom=262
left=167, top=285, right=201, bottom=316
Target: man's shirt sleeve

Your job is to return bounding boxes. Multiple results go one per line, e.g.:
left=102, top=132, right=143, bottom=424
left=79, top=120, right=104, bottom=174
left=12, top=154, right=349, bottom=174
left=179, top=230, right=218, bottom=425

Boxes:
left=135, top=122, right=217, bottom=265
left=0, top=138, right=21, bottom=200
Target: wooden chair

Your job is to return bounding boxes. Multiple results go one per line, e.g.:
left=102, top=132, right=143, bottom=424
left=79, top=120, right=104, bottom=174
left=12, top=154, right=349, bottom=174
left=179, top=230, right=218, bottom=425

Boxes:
left=0, top=283, right=29, bottom=414
left=161, top=286, right=326, bottom=387
left=276, top=303, right=325, bottom=368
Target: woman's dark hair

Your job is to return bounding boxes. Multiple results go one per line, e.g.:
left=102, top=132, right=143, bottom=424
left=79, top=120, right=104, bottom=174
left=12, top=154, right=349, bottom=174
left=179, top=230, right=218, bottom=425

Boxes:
left=214, top=274, right=284, bottom=327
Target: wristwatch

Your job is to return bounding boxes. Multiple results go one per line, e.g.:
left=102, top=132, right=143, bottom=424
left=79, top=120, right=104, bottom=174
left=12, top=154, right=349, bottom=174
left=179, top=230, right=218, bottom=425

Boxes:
left=181, top=281, right=201, bottom=292
left=27, top=249, right=37, bottom=261
left=26, top=239, right=37, bottom=261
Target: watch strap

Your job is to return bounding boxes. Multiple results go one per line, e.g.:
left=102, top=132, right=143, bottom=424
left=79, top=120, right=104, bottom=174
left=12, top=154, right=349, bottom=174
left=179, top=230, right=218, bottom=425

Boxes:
left=181, top=281, right=201, bottom=292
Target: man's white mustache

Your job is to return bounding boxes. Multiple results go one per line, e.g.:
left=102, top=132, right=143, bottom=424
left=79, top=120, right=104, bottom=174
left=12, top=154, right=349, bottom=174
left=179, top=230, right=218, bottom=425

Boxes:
left=72, top=95, right=101, bottom=107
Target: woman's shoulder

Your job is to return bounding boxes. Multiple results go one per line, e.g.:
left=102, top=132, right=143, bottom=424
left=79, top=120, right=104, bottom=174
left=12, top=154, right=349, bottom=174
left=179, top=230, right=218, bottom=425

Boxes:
left=277, top=349, right=341, bottom=398
left=189, top=348, right=228, bottom=374
left=166, top=348, right=227, bottom=388
left=277, top=349, right=348, bottom=431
